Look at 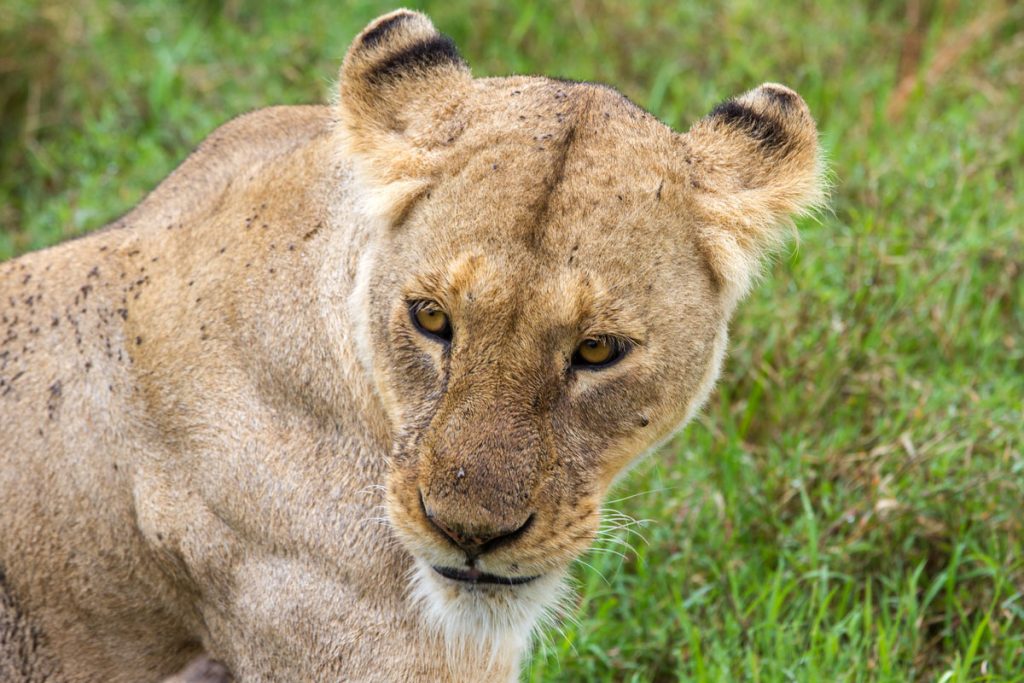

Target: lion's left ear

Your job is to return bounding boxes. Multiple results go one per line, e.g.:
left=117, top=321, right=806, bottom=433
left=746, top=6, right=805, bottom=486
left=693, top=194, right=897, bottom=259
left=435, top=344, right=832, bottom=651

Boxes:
left=336, top=10, right=473, bottom=222
left=683, top=83, right=826, bottom=306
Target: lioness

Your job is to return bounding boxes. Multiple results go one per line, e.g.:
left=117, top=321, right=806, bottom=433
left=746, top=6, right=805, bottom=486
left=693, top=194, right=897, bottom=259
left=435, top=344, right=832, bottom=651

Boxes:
left=0, top=10, right=824, bottom=682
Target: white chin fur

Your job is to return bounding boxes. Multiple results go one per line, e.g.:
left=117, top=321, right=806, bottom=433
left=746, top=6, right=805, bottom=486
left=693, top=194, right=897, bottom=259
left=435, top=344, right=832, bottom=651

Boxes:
left=408, top=557, right=567, bottom=674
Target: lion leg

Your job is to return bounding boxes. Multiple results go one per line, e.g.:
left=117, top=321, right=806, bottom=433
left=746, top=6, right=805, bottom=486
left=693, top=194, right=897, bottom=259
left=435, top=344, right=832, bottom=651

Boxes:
left=0, top=568, right=61, bottom=683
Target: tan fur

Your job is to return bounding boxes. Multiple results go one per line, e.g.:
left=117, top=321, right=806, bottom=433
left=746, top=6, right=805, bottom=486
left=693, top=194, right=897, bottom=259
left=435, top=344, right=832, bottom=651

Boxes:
left=0, top=10, right=824, bottom=682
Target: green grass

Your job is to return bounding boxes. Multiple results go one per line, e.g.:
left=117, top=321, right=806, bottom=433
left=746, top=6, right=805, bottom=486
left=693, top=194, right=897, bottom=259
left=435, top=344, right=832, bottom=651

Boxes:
left=2, top=1, right=1022, bottom=680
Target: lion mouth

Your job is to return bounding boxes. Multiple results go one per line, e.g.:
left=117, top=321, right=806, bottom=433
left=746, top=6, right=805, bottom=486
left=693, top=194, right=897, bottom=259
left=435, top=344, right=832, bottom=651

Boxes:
left=432, top=565, right=540, bottom=586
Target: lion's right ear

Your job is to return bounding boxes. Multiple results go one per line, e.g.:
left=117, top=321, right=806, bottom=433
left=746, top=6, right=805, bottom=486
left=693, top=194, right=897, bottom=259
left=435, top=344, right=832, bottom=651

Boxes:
left=337, top=10, right=472, bottom=223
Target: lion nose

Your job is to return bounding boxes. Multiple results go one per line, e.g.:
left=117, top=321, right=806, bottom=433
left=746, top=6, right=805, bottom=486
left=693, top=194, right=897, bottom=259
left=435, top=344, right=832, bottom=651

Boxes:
left=419, top=492, right=534, bottom=557
left=427, top=512, right=535, bottom=556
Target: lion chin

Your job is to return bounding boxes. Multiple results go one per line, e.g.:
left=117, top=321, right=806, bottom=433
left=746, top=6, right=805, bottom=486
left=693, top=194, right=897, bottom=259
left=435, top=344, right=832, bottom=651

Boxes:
left=408, top=557, right=570, bottom=668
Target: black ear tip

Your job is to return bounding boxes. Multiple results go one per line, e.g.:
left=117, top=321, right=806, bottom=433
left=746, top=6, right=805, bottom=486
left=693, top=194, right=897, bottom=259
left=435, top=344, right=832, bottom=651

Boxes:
left=758, top=85, right=798, bottom=110
left=346, top=10, right=466, bottom=87
left=366, top=34, right=464, bottom=86
left=708, top=98, right=748, bottom=121
left=705, top=84, right=813, bottom=154
left=708, top=99, right=787, bottom=152
left=359, top=10, right=420, bottom=49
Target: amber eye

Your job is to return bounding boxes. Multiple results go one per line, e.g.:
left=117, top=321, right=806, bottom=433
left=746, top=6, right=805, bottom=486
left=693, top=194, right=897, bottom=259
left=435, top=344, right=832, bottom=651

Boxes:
left=411, top=302, right=452, bottom=342
left=572, top=336, right=628, bottom=369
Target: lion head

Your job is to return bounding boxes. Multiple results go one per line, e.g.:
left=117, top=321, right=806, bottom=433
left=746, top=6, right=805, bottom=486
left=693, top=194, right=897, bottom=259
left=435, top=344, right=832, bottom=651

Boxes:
left=337, top=9, right=824, bottom=655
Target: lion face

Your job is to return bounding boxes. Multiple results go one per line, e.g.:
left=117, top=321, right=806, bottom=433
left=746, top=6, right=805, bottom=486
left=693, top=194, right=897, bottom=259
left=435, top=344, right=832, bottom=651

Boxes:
left=338, top=10, right=823, bottom=650
left=366, top=177, right=727, bottom=645
left=362, top=96, right=727, bottom=578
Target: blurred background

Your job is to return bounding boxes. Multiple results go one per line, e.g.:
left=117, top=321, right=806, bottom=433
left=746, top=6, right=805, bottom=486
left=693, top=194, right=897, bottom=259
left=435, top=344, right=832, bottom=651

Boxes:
left=1, top=1, right=1021, bottom=680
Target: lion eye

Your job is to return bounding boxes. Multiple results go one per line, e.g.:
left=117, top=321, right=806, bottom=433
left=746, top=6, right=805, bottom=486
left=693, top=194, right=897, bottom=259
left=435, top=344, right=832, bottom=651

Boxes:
left=411, top=302, right=452, bottom=342
left=573, top=336, right=627, bottom=369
